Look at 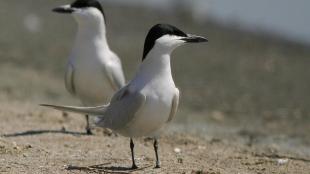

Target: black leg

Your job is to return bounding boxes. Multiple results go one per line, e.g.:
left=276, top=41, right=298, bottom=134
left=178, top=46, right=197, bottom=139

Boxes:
left=130, top=138, right=138, bottom=169
left=85, top=115, right=93, bottom=135
left=154, top=139, right=161, bottom=168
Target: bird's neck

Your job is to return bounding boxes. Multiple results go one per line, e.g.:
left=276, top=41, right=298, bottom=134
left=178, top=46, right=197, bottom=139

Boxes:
left=137, top=49, right=173, bottom=82
left=75, top=21, right=109, bottom=50
left=128, top=45, right=176, bottom=91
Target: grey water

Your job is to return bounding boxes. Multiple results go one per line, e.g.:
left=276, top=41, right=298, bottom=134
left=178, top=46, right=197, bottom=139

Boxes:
left=103, top=0, right=310, bottom=45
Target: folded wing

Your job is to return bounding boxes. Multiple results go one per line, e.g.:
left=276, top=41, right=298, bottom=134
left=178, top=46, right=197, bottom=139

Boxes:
left=96, top=87, right=146, bottom=130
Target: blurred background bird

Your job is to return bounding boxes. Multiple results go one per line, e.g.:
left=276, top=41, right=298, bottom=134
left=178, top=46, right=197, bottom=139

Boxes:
left=52, top=0, right=125, bottom=135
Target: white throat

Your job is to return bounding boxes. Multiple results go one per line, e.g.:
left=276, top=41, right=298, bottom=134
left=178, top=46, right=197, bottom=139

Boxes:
left=140, top=50, right=172, bottom=77
left=131, top=45, right=174, bottom=90
left=73, top=16, right=110, bottom=56
left=78, top=18, right=107, bottom=40
left=77, top=17, right=106, bottom=34
left=136, top=35, right=185, bottom=80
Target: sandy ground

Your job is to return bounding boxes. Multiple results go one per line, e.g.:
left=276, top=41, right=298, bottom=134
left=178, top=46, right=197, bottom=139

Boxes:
left=0, top=102, right=309, bottom=174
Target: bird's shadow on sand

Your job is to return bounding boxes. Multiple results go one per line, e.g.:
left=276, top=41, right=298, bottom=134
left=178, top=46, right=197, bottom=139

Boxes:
left=66, top=163, right=153, bottom=173
left=1, top=129, right=88, bottom=137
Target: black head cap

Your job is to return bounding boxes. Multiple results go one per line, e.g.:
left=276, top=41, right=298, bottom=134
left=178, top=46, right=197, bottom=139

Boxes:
left=71, top=0, right=105, bottom=17
left=142, top=24, right=188, bottom=61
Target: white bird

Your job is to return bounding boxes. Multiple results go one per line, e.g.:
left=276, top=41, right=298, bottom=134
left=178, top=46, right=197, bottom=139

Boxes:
left=42, top=24, right=207, bottom=169
left=52, top=0, right=125, bottom=134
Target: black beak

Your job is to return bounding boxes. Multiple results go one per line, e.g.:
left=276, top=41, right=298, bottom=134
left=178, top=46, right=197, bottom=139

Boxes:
left=181, top=34, right=208, bottom=43
left=52, top=6, right=75, bottom=14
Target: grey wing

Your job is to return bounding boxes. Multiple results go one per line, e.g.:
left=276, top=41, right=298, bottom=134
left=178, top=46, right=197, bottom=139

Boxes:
left=167, top=88, right=180, bottom=123
left=96, top=87, right=146, bottom=130
left=64, top=62, right=76, bottom=95
left=104, top=55, right=126, bottom=90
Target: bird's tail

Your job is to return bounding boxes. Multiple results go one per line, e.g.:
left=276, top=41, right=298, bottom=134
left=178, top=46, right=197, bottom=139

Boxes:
left=40, top=104, right=109, bottom=116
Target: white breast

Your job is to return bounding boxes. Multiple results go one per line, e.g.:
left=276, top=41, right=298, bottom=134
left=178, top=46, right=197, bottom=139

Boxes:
left=118, top=53, right=176, bottom=137
left=69, top=39, right=116, bottom=106
left=120, top=80, right=175, bottom=137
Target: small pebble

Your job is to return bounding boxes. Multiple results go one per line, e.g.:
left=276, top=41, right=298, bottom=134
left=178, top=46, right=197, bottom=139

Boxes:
left=174, top=147, right=181, bottom=153
left=277, top=158, right=288, bottom=165
left=198, top=146, right=206, bottom=150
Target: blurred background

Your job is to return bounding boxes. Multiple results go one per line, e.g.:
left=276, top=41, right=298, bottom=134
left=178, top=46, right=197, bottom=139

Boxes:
left=0, top=0, right=309, bottom=157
